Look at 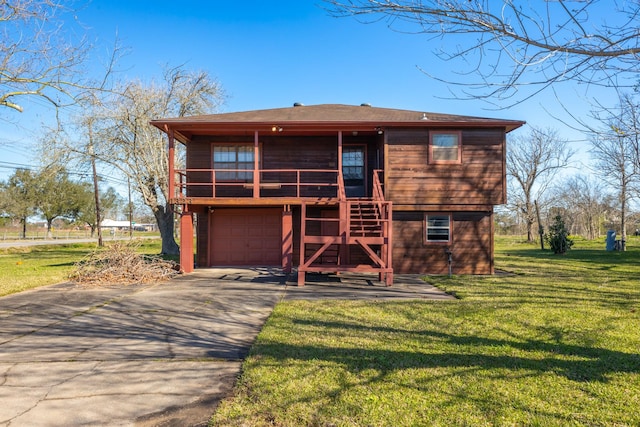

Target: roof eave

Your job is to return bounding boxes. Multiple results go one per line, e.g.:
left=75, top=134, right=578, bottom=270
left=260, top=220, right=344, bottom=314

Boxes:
left=151, top=119, right=526, bottom=141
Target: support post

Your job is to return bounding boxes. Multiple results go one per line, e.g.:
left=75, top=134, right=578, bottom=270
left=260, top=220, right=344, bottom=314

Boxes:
left=167, top=127, right=175, bottom=200
left=282, top=206, right=293, bottom=273
left=339, top=200, right=349, bottom=266
left=298, top=202, right=306, bottom=286
left=385, top=203, right=393, bottom=286
left=180, top=208, right=194, bottom=273
left=337, top=130, right=343, bottom=176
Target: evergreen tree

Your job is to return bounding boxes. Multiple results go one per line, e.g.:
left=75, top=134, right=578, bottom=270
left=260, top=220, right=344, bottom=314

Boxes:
left=546, top=215, right=574, bottom=254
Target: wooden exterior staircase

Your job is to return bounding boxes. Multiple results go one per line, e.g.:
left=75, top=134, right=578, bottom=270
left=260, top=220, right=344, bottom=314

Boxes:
left=298, top=170, right=393, bottom=286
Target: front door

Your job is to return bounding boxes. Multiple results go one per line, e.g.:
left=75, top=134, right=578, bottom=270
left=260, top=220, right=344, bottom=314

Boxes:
left=342, top=145, right=366, bottom=198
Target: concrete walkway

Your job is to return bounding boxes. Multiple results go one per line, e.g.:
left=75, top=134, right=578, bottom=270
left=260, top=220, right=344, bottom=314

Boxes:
left=0, top=268, right=453, bottom=426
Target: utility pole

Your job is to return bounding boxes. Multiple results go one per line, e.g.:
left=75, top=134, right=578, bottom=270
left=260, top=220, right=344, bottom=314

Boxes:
left=87, top=119, right=103, bottom=247
left=128, top=177, right=133, bottom=239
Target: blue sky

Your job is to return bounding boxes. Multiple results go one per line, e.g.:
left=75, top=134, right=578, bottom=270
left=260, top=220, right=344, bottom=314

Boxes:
left=0, top=0, right=611, bottom=183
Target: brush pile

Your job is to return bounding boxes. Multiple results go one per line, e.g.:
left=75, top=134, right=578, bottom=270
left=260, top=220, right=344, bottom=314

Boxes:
left=70, top=242, right=180, bottom=285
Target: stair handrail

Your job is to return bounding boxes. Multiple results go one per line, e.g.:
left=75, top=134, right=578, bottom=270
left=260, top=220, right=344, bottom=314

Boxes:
left=337, top=170, right=347, bottom=201
left=372, top=169, right=385, bottom=201
left=371, top=169, right=390, bottom=239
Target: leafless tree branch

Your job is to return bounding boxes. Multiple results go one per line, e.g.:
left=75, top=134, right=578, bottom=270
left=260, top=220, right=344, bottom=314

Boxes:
left=325, top=0, right=640, bottom=105
left=0, top=0, right=122, bottom=116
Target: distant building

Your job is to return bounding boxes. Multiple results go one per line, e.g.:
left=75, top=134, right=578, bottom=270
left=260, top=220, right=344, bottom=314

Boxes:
left=100, top=219, right=131, bottom=230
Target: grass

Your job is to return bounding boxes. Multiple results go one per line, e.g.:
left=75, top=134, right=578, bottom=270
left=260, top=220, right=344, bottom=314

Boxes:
left=211, top=236, right=640, bottom=426
left=0, top=239, right=163, bottom=296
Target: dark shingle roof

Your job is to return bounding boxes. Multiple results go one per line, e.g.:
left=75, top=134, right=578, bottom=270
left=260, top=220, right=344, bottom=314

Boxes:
left=151, top=104, right=524, bottom=141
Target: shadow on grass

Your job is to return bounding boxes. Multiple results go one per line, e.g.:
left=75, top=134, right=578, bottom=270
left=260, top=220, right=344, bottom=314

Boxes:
left=262, top=319, right=640, bottom=384
left=47, top=261, right=77, bottom=267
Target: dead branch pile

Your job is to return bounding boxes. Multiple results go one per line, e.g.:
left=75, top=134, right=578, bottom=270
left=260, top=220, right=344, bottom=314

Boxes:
left=70, top=242, right=179, bottom=285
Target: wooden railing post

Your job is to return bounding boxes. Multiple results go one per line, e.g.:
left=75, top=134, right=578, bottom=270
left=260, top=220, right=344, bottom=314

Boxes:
left=211, top=170, right=216, bottom=198
left=253, top=131, right=260, bottom=198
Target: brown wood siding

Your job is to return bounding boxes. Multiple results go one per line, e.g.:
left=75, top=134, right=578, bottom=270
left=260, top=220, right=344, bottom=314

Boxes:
left=182, top=128, right=503, bottom=275
left=451, top=212, right=493, bottom=274
left=392, top=211, right=493, bottom=275
left=261, top=136, right=338, bottom=170
left=385, top=128, right=506, bottom=205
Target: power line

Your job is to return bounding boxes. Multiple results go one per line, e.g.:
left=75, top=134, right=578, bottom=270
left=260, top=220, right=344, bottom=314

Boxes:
left=0, top=160, right=35, bottom=170
left=0, top=160, right=129, bottom=186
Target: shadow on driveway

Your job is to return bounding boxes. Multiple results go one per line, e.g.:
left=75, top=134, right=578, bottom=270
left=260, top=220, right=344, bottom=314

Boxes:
left=0, top=268, right=451, bottom=426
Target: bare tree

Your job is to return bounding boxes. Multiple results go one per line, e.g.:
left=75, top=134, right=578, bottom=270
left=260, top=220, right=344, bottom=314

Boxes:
left=553, top=175, right=610, bottom=240
left=588, top=94, right=640, bottom=248
left=507, top=126, right=574, bottom=242
left=325, top=0, right=640, bottom=104
left=92, top=66, right=223, bottom=255
left=0, top=0, right=92, bottom=114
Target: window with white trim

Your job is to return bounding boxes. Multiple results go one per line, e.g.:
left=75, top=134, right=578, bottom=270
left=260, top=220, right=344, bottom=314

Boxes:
left=213, top=144, right=254, bottom=181
left=430, top=131, right=461, bottom=163
left=425, top=214, right=451, bottom=243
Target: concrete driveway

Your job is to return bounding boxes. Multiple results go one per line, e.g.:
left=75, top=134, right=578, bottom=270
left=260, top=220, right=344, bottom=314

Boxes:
left=0, top=268, right=452, bottom=426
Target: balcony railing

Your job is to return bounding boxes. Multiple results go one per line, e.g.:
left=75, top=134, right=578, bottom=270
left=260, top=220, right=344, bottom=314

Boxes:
left=173, top=168, right=343, bottom=200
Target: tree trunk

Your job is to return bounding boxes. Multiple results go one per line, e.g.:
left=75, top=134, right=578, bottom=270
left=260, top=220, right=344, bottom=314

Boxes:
left=154, top=204, right=179, bottom=255
left=46, top=219, right=53, bottom=239
left=21, top=217, right=27, bottom=239
left=621, top=194, right=627, bottom=251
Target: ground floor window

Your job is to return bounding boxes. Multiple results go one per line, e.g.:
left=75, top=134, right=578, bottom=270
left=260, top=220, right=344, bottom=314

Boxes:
left=425, top=214, right=451, bottom=243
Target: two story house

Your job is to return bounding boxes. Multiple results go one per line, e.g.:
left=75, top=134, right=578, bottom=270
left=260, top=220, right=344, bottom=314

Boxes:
left=151, top=104, right=524, bottom=285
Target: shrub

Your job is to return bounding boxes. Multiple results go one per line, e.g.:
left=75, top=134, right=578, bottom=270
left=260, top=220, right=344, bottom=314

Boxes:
left=546, top=214, right=574, bottom=254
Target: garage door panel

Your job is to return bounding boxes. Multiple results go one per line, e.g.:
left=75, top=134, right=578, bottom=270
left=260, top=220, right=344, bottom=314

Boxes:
left=247, top=240, right=266, bottom=249
left=210, top=208, right=281, bottom=266
left=246, top=216, right=264, bottom=226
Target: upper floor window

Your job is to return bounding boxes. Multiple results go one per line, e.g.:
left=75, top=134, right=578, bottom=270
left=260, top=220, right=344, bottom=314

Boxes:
left=425, top=214, right=451, bottom=243
left=430, top=131, right=461, bottom=164
left=213, top=144, right=254, bottom=181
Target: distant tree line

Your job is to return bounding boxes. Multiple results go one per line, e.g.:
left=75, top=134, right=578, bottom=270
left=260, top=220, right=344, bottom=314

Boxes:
left=502, top=92, right=640, bottom=244
left=0, top=166, right=123, bottom=238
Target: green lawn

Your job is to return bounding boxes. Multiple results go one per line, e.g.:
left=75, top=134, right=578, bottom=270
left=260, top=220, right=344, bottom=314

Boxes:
left=0, top=240, right=163, bottom=296
left=211, top=236, right=640, bottom=426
